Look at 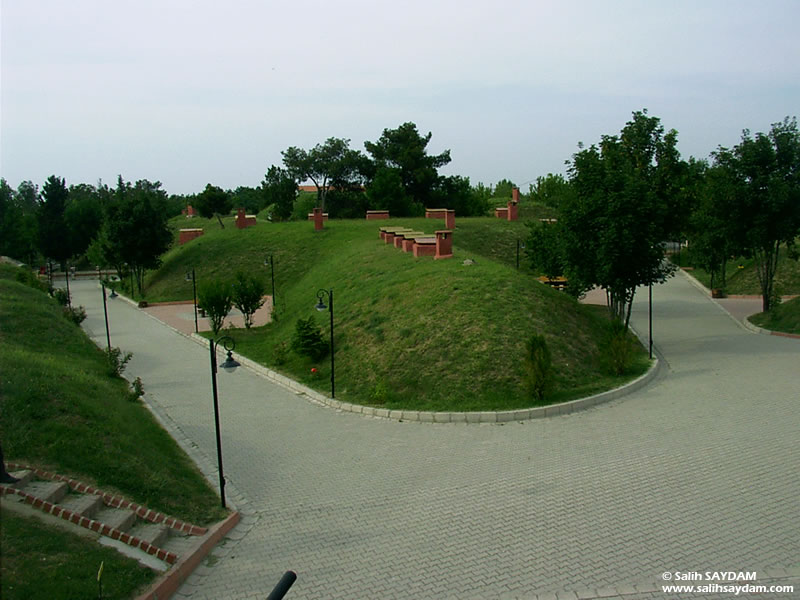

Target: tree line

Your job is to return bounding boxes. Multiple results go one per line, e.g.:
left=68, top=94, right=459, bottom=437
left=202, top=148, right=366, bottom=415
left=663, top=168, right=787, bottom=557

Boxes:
left=0, top=121, right=522, bottom=293
left=526, top=111, right=800, bottom=317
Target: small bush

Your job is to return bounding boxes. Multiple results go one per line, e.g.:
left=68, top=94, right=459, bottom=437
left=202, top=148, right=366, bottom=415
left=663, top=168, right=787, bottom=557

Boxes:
left=52, top=288, right=70, bottom=306
left=291, top=316, right=328, bottom=361
left=232, top=271, right=266, bottom=329
left=370, top=381, right=389, bottom=405
left=600, top=321, right=634, bottom=376
left=62, top=305, right=87, bottom=325
left=197, top=279, right=233, bottom=335
left=129, top=377, right=144, bottom=401
left=523, top=334, right=553, bottom=402
left=106, top=347, right=133, bottom=377
left=273, top=341, right=289, bottom=366
left=15, top=269, right=48, bottom=292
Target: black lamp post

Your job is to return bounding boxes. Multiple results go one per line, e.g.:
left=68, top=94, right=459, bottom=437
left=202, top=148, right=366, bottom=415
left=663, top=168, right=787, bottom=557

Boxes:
left=186, top=269, right=198, bottom=333
left=265, top=255, right=276, bottom=312
left=64, top=261, right=72, bottom=307
left=315, top=289, right=335, bottom=399
left=209, top=335, right=240, bottom=508
left=649, top=282, right=653, bottom=360
left=516, top=239, right=526, bottom=270
left=101, top=283, right=111, bottom=351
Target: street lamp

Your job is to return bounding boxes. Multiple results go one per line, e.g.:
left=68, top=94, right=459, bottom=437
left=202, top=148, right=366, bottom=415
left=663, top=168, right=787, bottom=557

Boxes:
left=516, top=239, right=526, bottom=270
left=101, top=282, right=111, bottom=351
left=265, top=255, right=276, bottom=313
left=314, top=289, right=335, bottom=399
left=209, top=335, right=240, bottom=508
left=186, top=269, right=198, bottom=333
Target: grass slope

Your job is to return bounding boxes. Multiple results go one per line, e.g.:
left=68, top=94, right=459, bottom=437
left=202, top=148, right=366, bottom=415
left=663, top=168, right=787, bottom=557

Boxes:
left=672, top=250, right=800, bottom=295
left=145, top=217, right=648, bottom=411
left=0, top=265, right=226, bottom=525
left=749, top=295, right=800, bottom=334
left=1, top=508, right=156, bottom=600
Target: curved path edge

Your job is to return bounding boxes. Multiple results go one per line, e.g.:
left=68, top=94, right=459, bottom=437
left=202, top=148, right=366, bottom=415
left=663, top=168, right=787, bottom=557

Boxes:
left=191, top=332, right=661, bottom=424
left=99, top=285, right=663, bottom=423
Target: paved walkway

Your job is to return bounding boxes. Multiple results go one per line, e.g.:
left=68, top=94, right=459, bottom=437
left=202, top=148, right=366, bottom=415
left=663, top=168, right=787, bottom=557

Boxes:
left=68, top=274, right=799, bottom=600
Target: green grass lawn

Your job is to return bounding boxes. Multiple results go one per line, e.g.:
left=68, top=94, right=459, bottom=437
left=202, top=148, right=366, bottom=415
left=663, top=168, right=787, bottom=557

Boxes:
left=0, top=265, right=227, bottom=526
left=144, top=216, right=649, bottom=412
left=1, top=507, right=157, bottom=600
left=749, top=295, right=800, bottom=335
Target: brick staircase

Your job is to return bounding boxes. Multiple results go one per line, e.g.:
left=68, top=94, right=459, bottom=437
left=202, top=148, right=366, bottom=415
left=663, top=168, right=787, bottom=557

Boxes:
left=1, top=464, right=208, bottom=568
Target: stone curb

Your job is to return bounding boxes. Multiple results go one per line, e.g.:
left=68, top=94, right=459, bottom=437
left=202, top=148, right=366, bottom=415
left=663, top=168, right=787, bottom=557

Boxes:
left=119, top=285, right=662, bottom=424
left=135, top=511, right=241, bottom=600
left=190, top=333, right=662, bottom=424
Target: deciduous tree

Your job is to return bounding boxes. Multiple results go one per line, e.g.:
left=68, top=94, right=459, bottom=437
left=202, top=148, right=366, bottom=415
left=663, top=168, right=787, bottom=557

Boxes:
left=364, top=122, right=451, bottom=208
left=712, top=117, right=800, bottom=311
left=195, top=183, right=232, bottom=228
left=563, top=110, right=682, bottom=326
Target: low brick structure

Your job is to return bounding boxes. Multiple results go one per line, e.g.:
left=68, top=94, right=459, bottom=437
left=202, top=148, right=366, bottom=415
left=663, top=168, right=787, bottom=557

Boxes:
left=307, top=212, right=329, bottom=222
left=495, top=201, right=518, bottom=221
left=435, top=230, right=453, bottom=260
left=235, top=208, right=257, bottom=229
left=393, top=231, right=424, bottom=249
left=425, top=208, right=448, bottom=219
left=182, top=205, right=196, bottom=218
left=444, top=209, right=455, bottom=230
left=412, top=238, right=437, bottom=257
left=384, top=228, right=413, bottom=245
left=379, top=226, right=411, bottom=241
left=312, top=208, right=325, bottom=231
left=507, top=200, right=518, bottom=221
left=512, top=187, right=520, bottom=203
left=366, top=210, right=389, bottom=220
left=178, top=228, right=204, bottom=245
left=494, top=206, right=509, bottom=219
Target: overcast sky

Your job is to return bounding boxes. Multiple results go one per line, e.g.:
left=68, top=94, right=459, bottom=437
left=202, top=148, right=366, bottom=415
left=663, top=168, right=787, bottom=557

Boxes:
left=2, top=0, right=799, bottom=195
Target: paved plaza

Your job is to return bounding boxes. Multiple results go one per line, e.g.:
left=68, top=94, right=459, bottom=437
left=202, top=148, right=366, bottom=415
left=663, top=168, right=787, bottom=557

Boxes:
left=69, top=273, right=800, bottom=600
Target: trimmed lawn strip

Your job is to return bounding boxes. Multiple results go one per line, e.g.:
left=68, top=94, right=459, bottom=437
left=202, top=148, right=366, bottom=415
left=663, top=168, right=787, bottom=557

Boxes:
left=0, top=507, right=157, bottom=600
left=0, top=266, right=227, bottom=526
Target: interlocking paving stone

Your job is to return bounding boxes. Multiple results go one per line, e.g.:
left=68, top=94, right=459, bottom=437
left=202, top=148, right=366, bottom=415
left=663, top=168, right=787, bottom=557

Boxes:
left=70, top=273, right=800, bottom=599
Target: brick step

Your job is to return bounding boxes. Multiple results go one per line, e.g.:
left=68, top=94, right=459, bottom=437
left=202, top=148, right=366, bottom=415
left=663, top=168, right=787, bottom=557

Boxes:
left=58, top=490, right=104, bottom=518
left=95, top=506, right=137, bottom=532
left=128, top=521, right=170, bottom=548
left=19, top=479, right=69, bottom=503
left=1, top=464, right=208, bottom=569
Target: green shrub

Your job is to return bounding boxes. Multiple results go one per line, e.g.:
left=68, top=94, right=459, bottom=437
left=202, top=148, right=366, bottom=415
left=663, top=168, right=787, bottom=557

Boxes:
left=600, top=321, right=634, bottom=375
left=523, top=334, right=553, bottom=402
left=62, top=305, right=87, bottom=325
left=52, top=287, right=70, bottom=306
left=370, top=380, right=389, bottom=405
left=272, top=341, right=289, bottom=366
left=198, top=279, right=233, bottom=335
left=15, top=269, right=48, bottom=292
left=106, top=347, right=133, bottom=377
left=129, top=377, right=144, bottom=401
left=291, top=316, right=328, bottom=361
left=232, top=271, right=266, bottom=329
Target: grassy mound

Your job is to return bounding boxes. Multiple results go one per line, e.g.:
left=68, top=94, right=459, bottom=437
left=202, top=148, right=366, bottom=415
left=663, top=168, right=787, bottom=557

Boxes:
left=0, top=264, right=226, bottom=525
left=749, top=295, right=800, bottom=335
left=144, top=217, right=648, bottom=411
